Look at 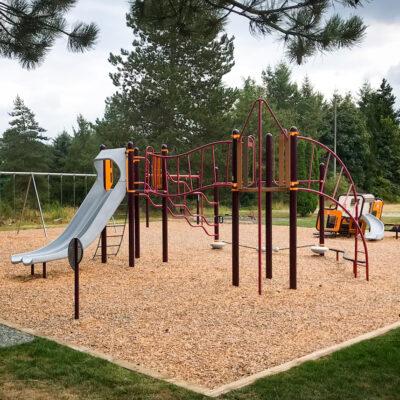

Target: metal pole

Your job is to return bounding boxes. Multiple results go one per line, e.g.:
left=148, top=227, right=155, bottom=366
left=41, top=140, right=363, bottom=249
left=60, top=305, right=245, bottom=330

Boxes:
left=333, top=96, right=337, bottom=176
left=13, top=174, right=16, bottom=218
left=231, top=129, right=240, bottom=287
left=47, top=174, right=50, bottom=204
left=257, top=99, right=263, bottom=295
left=127, top=142, right=135, bottom=267
left=100, top=145, right=107, bottom=264
left=42, top=262, right=47, bottom=278
left=145, top=196, right=149, bottom=228
left=74, top=238, right=80, bottom=320
left=31, top=264, right=34, bottom=276
left=161, top=144, right=168, bottom=263
left=134, top=147, right=140, bottom=258
left=60, top=175, right=63, bottom=206
left=214, top=167, right=219, bottom=241
left=319, top=163, right=325, bottom=253
left=289, top=127, right=298, bottom=290
left=73, top=175, right=76, bottom=208
left=32, top=174, right=48, bottom=238
left=265, top=133, right=273, bottom=279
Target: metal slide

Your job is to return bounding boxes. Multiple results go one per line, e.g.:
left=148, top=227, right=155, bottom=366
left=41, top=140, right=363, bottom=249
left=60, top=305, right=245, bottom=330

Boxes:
left=361, top=213, right=385, bottom=241
left=11, top=148, right=127, bottom=266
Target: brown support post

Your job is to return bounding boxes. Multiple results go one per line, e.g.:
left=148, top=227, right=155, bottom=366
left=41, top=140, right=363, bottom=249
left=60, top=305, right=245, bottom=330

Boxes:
left=42, top=262, right=47, bottom=279
left=127, top=142, right=135, bottom=267
left=196, top=174, right=200, bottom=225
left=145, top=197, right=149, bottom=228
left=31, top=264, right=34, bottom=276
left=134, top=147, right=140, bottom=258
left=161, top=144, right=168, bottom=262
left=265, top=133, right=273, bottom=279
left=214, top=167, right=220, bottom=241
left=100, top=144, right=107, bottom=264
left=232, top=129, right=240, bottom=287
left=74, top=238, right=80, bottom=320
left=289, top=127, right=298, bottom=289
left=319, top=163, right=325, bottom=254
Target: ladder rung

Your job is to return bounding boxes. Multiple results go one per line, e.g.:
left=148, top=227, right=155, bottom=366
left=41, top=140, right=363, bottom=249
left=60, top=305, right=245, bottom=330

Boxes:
left=107, top=235, right=124, bottom=238
left=107, top=224, right=125, bottom=227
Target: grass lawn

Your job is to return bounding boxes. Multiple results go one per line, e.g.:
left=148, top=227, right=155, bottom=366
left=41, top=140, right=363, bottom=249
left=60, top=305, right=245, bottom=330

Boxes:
left=0, top=327, right=399, bottom=399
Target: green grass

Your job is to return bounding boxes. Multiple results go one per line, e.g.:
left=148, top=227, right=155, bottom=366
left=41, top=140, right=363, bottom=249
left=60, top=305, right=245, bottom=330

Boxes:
left=1, top=328, right=400, bottom=399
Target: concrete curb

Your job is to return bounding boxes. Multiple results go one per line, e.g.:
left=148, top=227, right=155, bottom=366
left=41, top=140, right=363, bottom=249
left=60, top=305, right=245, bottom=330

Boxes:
left=0, top=318, right=399, bottom=398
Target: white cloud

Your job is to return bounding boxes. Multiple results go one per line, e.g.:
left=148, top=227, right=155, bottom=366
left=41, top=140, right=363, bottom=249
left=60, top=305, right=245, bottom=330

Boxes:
left=1, top=1, right=400, bottom=139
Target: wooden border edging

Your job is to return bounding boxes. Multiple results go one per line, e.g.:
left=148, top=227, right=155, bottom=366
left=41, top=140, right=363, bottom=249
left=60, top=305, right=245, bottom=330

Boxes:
left=1, top=318, right=399, bottom=398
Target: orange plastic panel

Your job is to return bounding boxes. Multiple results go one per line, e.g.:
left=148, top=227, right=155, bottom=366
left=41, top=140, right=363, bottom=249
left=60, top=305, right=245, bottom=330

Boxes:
left=317, top=209, right=342, bottom=232
left=371, top=199, right=384, bottom=220
left=152, top=156, right=162, bottom=190
left=104, top=160, right=113, bottom=191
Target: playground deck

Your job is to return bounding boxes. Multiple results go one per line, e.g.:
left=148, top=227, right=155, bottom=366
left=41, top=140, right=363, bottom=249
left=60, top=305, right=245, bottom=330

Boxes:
left=0, top=220, right=399, bottom=389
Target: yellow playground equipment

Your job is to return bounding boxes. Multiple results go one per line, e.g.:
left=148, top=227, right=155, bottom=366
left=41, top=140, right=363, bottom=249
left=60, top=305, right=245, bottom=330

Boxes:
left=317, top=194, right=384, bottom=237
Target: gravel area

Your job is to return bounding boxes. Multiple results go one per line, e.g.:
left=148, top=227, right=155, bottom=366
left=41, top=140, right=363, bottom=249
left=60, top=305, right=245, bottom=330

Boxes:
left=0, top=324, right=33, bottom=348
left=0, top=220, right=399, bottom=388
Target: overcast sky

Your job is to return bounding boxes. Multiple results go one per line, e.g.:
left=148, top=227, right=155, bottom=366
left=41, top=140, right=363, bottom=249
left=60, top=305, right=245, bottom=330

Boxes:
left=1, top=0, right=400, bottom=138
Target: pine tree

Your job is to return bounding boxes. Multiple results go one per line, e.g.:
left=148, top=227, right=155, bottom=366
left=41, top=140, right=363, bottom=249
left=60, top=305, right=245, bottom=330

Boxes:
left=0, top=96, right=49, bottom=171
left=321, top=94, right=370, bottom=190
left=358, top=79, right=400, bottom=199
left=133, top=0, right=367, bottom=64
left=51, top=131, right=72, bottom=172
left=0, top=0, right=98, bottom=68
left=104, top=0, right=236, bottom=151
left=64, top=115, right=98, bottom=173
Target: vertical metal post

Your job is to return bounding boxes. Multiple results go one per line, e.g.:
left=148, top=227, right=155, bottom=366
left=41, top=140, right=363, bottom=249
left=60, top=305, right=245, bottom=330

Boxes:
left=47, top=174, right=50, bottom=204
left=13, top=174, right=16, bottom=217
left=196, top=174, right=200, bottom=225
left=134, top=147, right=140, bottom=258
left=289, top=127, right=298, bottom=290
left=145, top=196, right=150, bottom=228
left=231, top=129, right=240, bottom=287
left=42, top=262, right=47, bottom=278
left=214, top=167, right=219, bottom=241
left=31, top=264, right=34, bottom=276
left=74, top=238, right=80, bottom=320
left=319, top=163, right=325, bottom=253
left=73, top=175, right=76, bottom=208
left=257, top=99, right=263, bottom=295
left=127, top=142, right=135, bottom=267
left=265, top=133, right=273, bottom=279
left=100, top=145, right=107, bottom=264
left=60, top=175, right=63, bottom=206
left=333, top=96, right=337, bottom=177
left=161, top=144, right=168, bottom=262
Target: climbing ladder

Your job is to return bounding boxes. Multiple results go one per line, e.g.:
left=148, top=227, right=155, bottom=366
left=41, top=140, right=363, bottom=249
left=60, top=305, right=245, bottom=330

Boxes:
left=93, top=200, right=128, bottom=259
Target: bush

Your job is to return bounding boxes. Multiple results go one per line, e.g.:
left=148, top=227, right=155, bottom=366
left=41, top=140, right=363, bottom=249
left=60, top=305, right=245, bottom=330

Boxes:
left=297, top=191, right=318, bottom=217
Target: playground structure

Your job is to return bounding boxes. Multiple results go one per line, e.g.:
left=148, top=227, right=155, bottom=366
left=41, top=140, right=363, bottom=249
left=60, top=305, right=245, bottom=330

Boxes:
left=316, top=193, right=385, bottom=241
left=11, top=99, right=370, bottom=294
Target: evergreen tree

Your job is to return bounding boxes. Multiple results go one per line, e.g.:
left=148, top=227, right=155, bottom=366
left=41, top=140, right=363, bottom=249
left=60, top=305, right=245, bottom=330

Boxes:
left=105, top=0, right=236, bottom=151
left=0, top=0, right=98, bottom=68
left=64, top=115, right=98, bottom=173
left=51, top=131, right=72, bottom=172
left=262, top=63, right=299, bottom=110
left=358, top=79, right=400, bottom=199
left=321, top=94, right=370, bottom=189
left=296, top=77, right=327, bottom=140
left=134, top=0, right=367, bottom=64
left=0, top=96, right=49, bottom=171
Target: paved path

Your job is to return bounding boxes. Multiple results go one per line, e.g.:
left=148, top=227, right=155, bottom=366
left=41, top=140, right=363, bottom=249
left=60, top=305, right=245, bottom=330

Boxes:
left=0, top=324, right=34, bottom=348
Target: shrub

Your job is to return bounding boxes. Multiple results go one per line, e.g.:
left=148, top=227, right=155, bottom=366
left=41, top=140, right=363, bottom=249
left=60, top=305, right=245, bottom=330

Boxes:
left=297, top=191, right=318, bottom=217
